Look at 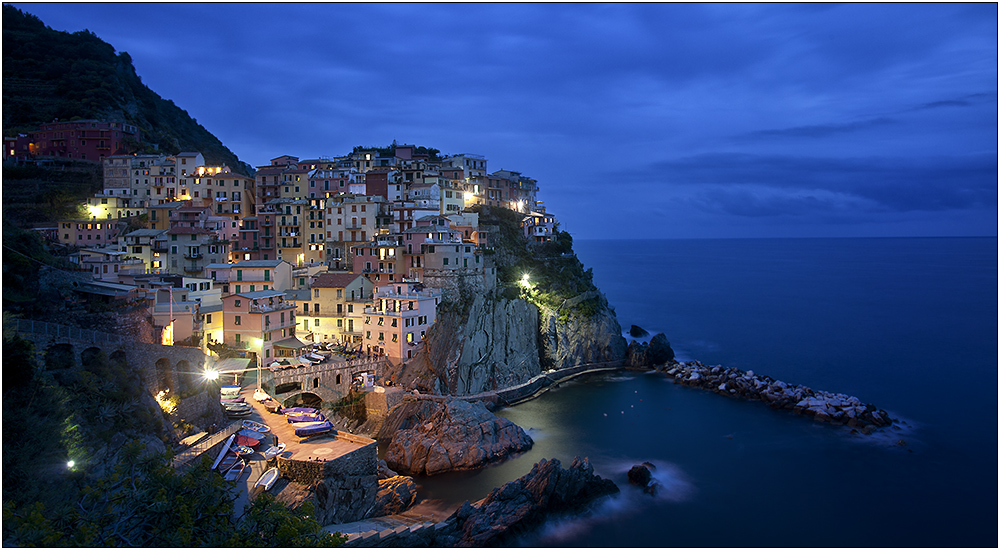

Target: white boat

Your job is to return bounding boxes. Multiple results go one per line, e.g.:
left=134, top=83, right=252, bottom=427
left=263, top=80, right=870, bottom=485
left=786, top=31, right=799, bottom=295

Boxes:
left=261, top=443, right=286, bottom=459
left=254, top=467, right=280, bottom=491
left=216, top=451, right=240, bottom=473
left=220, top=384, right=241, bottom=395
left=233, top=444, right=254, bottom=456
left=253, top=388, right=271, bottom=402
left=242, top=420, right=270, bottom=433
left=209, top=434, right=236, bottom=471
left=223, top=459, right=246, bottom=482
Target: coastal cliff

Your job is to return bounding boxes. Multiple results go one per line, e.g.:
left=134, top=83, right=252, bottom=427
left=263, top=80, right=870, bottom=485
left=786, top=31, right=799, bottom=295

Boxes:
left=537, top=290, right=627, bottom=370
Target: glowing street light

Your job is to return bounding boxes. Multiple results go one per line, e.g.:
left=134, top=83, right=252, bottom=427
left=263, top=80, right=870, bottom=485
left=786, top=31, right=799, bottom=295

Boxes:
left=203, top=369, right=219, bottom=380
left=67, top=460, right=75, bottom=469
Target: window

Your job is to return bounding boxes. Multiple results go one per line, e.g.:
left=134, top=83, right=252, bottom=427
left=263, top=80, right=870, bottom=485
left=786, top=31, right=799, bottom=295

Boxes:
left=236, top=334, right=241, bottom=343
left=206, top=314, right=212, bottom=323
left=235, top=299, right=241, bottom=307
left=314, top=289, right=320, bottom=297
left=234, top=315, right=241, bottom=326
left=314, top=318, right=320, bottom=327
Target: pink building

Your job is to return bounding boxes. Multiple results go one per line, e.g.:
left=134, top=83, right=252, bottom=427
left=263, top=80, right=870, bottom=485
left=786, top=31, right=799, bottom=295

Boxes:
left=221, top=289, right=297, bottom=361
left=363, top=281, right=442, bottom=363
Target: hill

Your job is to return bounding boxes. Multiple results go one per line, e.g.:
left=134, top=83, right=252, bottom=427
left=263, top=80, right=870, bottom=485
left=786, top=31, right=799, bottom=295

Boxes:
left=2, top=5, right=250, bottom=173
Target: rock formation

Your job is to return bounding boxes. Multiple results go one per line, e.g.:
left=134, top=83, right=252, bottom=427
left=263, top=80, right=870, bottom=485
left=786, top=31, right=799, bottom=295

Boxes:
left=383, top=398, right=533, bottom=476
left=629, top=324, right=650, bottom=338
left=439, top=457, right=619, bottom=547
left=625, top=332, right=675, bottom=367
left=388, top=295, right=541, bottom=395
left=538, top=290, right=628, bottom=371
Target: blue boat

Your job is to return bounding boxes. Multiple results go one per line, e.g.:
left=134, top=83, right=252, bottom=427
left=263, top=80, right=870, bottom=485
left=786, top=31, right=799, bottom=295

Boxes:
left=220, top=384, right=241, bottom=395
left=282, top=407, right=317, bottom=415
left=294, top=421, right=333, bottom=437
left=286, top=413, right=325, bottom=423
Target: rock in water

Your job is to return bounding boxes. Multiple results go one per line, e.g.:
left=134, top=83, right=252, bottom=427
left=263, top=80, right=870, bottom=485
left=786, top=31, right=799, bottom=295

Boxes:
left=384, top=399, right=533, bottom=475
left=627, top=463, right=653, bottom=486
left=449, top=457, right=620, bottom=547
left=647, top=333, right=675, bottom=365
left=629, top=324, right=650, bottom=338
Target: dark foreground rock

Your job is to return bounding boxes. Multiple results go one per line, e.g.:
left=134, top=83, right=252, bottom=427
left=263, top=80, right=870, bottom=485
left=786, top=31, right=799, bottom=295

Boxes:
left=383, top=399, right=533, bottom=475
left=665, top=360, right=895, bottom=433
left=379, top=457, right=619, bottom=547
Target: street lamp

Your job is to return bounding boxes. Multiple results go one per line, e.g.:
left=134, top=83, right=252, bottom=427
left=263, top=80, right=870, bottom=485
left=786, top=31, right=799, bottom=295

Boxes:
left=251, top=338, right=264, bottom=389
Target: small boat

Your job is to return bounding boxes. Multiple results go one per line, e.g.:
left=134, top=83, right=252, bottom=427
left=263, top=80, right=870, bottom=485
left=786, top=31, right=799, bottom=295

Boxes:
left=261, top=443, right=286, bottom=459
left=225, top=408, right=252, bottom=419
left=286, top=413, right=325, bottom=423
left=253, top=388, right=271, bottom=402
left=282, top=407, right=318, bottom=415
left=238, top=428, right=265, bottom=440
left=254, top=467, right=280, bottom=491
left=223, top=459, right=246, bottom=482
left=210, top=435, right=236, bottom=470
left=263, top=400, right=282, bottom=413
left=216, top=451, right=240, bottom=472
left=220, top=397, right=245, bottom=403
left=233, top=444, right=255, bottom=456
left=220, top=384, right=241, bottom=395
left=235, top=434, right=260, bottom=448
left=294, top=421, right=333, bottom=437
left=243, top=420, right=270, bottom=433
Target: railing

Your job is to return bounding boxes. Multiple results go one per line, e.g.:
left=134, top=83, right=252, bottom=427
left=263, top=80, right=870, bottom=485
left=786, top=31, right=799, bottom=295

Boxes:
left=184, top=252, right=203, bottom=259
left=171, top=421, right=242, bottom=470
left=250, top=303, right=295, bottom=313
left=7, top=318, right=127, bottom=344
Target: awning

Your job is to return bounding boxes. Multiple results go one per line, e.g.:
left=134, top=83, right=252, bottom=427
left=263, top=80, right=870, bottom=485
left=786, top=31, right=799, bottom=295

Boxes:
left=272, top=336, right=311, bottom=350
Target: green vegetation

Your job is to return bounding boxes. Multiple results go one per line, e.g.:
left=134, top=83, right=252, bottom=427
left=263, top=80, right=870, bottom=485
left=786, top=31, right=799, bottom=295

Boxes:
left=351, top=141, right=442, bottom=162
left=2, top=336, right=345, bottom=547
left=473, top=205, right=601, bottom=321
left=2, top=5, right=249, bottom=172
left=1, top=163, right=102, bottom=226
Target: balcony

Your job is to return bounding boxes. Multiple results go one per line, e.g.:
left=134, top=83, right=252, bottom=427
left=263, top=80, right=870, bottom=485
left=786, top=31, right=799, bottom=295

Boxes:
left=184, top=252, right=203, bottom=259
left=249, top=302, right=295, bottom=313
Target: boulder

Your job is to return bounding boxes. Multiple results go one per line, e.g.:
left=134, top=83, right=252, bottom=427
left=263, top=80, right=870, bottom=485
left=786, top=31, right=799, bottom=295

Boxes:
left=447, top=457, right=620, bottom=547
left=647, top=333, right=675, bottom=365
left=629, top=325, right=650, bottom=338
left=384, top=399, right=533, bottom=476
left=372, top=475, right=418, bottom=515
left=627, top=464, right=652, bottom=486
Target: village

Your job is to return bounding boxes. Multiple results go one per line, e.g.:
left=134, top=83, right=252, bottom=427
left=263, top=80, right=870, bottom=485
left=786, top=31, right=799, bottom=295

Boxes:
left=8, top=122, right=560, bottom=398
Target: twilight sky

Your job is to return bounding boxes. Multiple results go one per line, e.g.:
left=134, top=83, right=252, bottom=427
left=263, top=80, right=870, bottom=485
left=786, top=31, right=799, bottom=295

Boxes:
left=14, top=3, right=998, bottom=239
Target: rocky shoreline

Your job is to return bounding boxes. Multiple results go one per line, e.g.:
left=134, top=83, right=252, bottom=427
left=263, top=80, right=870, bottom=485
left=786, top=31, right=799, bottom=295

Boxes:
left=660, top=359, right=895, bottom=433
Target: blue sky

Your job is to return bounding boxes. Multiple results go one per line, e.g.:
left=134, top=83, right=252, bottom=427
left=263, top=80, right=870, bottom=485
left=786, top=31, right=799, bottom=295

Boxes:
left=13, top=3, right=998, bottom=239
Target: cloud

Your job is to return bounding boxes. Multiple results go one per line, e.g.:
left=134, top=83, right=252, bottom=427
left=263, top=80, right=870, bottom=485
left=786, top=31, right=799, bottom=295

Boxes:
left=617, top=152, right=998, bottom=215
left=739, top=117, right=897, bottom=140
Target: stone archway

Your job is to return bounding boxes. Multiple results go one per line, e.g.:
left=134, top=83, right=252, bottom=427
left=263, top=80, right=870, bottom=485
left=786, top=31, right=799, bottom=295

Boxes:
left=154, top=357, right=173, bottom=393
left=281, top=391, right=323, bottom=408
left=176, top=360, right=194, bottom=396
left=109, top=349, right=127, bottom=368
left=45, top=343, right=76, bottom=370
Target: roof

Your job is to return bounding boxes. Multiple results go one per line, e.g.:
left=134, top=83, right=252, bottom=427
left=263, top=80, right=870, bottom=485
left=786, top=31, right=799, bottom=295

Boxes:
left=285, top=288, right=310, bottom=301
left=166, top=226, right=214, bottom=235
left=233, top=259, right=286, bottom=268
left=125, top=228, right=168, bottom=237
left=232, top=289, right=285, bottom=300
left=199, top=303, right=223, bottom=314
left=312, top=272, right=363, bottom=289
left=148, top=202, right=185, bottom=210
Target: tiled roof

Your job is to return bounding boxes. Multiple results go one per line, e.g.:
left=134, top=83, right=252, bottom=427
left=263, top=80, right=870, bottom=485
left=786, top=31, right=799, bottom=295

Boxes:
left=312, top=272, right=363, bottom=289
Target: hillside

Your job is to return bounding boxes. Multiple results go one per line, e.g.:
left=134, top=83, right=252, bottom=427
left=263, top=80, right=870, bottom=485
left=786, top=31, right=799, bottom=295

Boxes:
left=2, top=5, right=250, bottom=173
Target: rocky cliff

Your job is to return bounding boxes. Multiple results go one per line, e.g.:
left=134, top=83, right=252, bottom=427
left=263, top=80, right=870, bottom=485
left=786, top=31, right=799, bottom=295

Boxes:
left=387, top=294, right=541, bottom=395
left=538, top=290, right=628, bottom=371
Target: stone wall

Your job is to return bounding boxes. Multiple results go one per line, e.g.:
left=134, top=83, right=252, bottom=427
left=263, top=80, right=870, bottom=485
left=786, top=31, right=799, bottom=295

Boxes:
left=365, top=386, right=407, bottom=421
left=422, top=265, right=496, bottom=303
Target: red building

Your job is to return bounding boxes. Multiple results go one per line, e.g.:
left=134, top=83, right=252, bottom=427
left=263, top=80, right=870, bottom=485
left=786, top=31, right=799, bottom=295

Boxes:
left=8, top=119, right=140, bottom=162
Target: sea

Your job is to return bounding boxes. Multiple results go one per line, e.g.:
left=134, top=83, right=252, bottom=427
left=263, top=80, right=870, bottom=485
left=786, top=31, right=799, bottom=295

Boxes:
left=405, top=237, right=998, bottom=547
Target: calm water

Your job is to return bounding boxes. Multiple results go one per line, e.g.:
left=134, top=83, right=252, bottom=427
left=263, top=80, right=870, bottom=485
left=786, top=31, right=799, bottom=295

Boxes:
left=409, top=238, right=998, bottom=547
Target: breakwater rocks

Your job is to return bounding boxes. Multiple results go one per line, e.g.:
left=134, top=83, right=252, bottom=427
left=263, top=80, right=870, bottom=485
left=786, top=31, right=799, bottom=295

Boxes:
left=663, top=361, right=893, bottom=434
left=664, top=361, right=894, bottom=433
left=383, top=399, right=533, bottom=475
left=625, top=332, right=675, bottom=368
